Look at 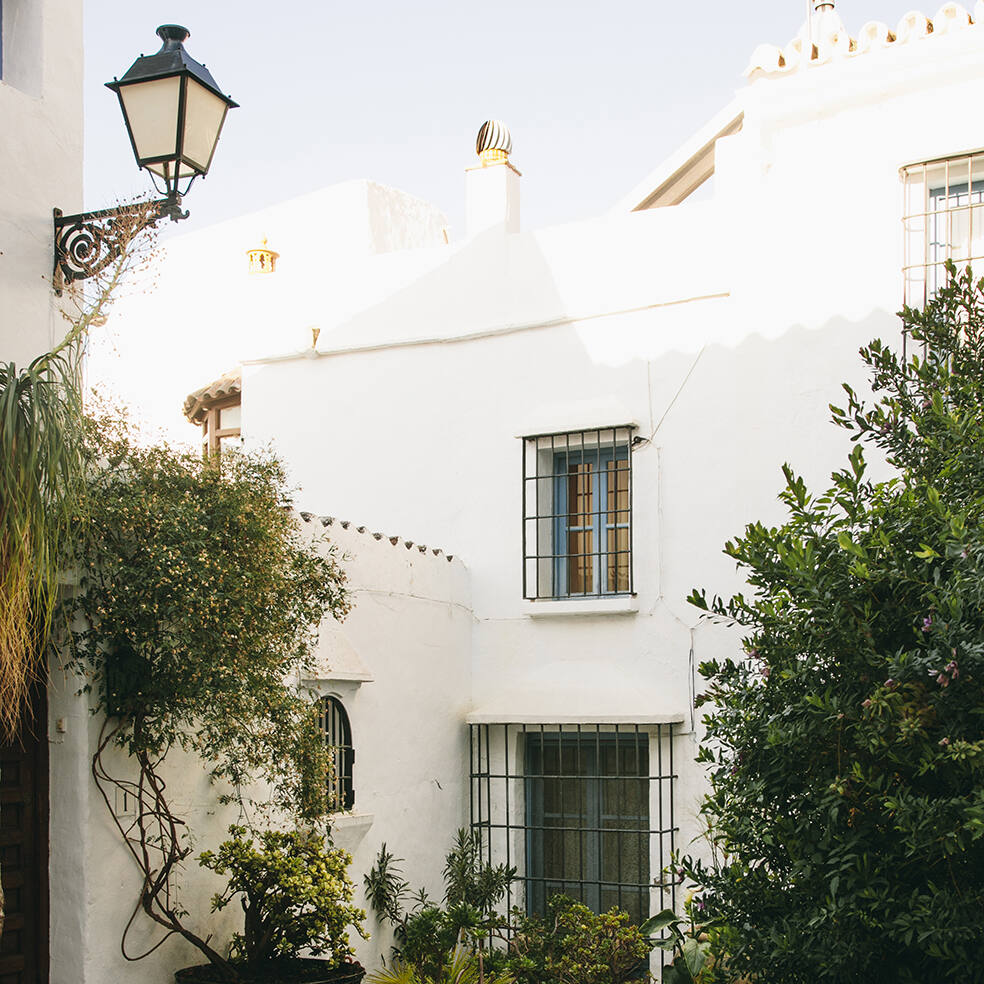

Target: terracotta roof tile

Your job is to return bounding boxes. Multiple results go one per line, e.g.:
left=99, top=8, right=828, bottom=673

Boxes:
left=301, top=512, right=458, bottom=563
left=183, top=369, right=241, bottom=424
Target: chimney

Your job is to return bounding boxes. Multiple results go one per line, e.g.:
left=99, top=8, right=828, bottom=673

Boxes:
left=466, top=120, right=520, bottom=237
left=246, top=236, right=279, bottom=274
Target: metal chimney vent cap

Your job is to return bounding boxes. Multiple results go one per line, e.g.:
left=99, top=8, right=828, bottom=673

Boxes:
left=476, top=120, right=513, bottom=159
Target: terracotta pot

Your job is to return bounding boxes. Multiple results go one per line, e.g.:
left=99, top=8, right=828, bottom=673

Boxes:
left=175, top=959, right=366, bottom=984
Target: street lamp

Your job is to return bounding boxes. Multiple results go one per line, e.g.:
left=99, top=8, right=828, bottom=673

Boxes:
left=53, top=25, right=238, bottom=291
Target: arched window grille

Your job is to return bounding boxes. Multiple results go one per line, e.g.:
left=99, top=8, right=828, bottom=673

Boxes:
left=319, top=696, right=354, bottom=811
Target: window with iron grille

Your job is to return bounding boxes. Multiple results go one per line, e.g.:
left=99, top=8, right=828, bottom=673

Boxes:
left=319, top=696, right=354, bottom=812
left=468, top=722, right=678, bottom=937
left=523, top=427, right=634, bottom=600
left=903, top=152, right=984, bottom=309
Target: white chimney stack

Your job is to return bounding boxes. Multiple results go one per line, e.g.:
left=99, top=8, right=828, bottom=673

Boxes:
left=466, top=120, right=520, bottom=237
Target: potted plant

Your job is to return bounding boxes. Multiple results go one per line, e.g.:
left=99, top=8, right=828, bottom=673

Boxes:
left=176, top=825, right=367, bottom=984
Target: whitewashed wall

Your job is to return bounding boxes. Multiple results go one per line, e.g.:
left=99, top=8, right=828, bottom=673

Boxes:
left=0, top=0, right=82, bottom=364
left=86, top=180, right=449, bottom=443
left=239, top=19, right=984, bottom=886
left=69, top=516, right=470, bottom=983
left=81, top=11, right=984, bottom=981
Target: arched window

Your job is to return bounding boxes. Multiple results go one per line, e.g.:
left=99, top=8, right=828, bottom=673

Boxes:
left=319, top=696, right=354, bottom=811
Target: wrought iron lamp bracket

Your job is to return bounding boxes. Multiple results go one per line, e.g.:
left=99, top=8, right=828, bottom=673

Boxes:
left=52, top=195, right=188, bottom=295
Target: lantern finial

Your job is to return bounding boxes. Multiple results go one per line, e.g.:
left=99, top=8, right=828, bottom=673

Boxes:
left=156, top=25, right=191, bottom=46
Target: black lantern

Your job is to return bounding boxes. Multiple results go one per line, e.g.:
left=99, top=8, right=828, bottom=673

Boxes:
left=53, top=25, right=238, bottom=292
left=106, top=25, right=238, bottom=201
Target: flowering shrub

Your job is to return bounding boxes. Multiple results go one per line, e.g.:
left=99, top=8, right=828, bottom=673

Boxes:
left=684, top=263, right=984, bottom=982
left=64, top=414, right=350, bottom=977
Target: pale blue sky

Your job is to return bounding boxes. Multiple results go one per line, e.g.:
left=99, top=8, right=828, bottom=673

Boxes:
left=84, top=1, right=936, bottom=236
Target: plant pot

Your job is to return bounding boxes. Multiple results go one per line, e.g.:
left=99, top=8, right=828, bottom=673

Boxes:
left=176, top=958, right=366, bottom=984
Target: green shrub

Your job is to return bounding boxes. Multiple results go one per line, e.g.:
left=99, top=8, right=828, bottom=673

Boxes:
left=64, top=414, right=350, bottom=977
left=683, top=263, right=984, bottom=982
left=366, top=830, right=514, bottom=977
left=199, top=825, right=366, bottom=973
left=503, top=895, right=652, bottom=984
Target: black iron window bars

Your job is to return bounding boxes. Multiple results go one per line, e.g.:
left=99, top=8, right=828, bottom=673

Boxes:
left=522, top=427, right=635, bottom=600
left=468, top=721, right=678, bottom=970
left=319, top=696, right=354, bottom=812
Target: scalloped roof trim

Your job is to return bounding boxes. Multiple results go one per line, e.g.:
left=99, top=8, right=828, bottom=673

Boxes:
left=298, top=511, right=456, bottom=563
left=746, top=3, right=982, bottom=77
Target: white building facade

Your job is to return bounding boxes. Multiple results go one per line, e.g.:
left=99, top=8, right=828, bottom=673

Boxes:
left=75, top=2, right=984, bottom=980
left=237, top=1, right=984, bottom=969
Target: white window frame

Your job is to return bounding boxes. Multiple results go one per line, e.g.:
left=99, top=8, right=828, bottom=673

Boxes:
left=902, top=151, right=984, bottom=309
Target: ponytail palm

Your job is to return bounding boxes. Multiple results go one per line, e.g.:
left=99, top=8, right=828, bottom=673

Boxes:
left=0, top=346, right=83, bottom=741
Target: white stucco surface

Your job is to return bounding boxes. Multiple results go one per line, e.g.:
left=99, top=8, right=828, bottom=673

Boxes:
left=86, top=180, right=449, bottom=442
left=76, top=7, right=984, bottom=982
left=0, top=0, right=83, bottom=365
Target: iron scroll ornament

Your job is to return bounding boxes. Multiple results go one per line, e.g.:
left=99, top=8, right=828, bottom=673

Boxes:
left=52, top=195, right=188, bottom=294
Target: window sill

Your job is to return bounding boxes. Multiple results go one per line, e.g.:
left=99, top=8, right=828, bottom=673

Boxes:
left=328, top=811, right=373, bottom=832
left=522, top=596, right=638, bottom=618
left=302, top=671, right=374, bottom=684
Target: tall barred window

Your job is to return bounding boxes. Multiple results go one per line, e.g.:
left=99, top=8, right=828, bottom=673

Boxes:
left=522, top=427, right=634, bottom=600
left=903, top=152, right=984, bottom=308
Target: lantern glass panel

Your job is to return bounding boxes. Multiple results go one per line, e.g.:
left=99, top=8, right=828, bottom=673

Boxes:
left=119, top=76, right=181, bottom=164
left=182, top=77, right=229, bottom=172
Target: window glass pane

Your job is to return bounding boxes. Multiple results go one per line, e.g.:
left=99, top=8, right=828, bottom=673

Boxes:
left=119, top=77, right=181, bottom=162
left=319, top=696, right=353, bottom=811
left=182, top=78, right=228, bottom=172
left=526, top=734, right=649, bottom=925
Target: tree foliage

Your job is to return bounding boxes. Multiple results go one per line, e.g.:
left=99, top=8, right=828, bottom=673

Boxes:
left=63, top=416, right=350, bottom=975
left=684, top=263, right=984, bottom=983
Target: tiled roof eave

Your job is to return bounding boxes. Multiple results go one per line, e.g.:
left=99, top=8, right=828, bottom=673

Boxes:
left=183, top=370, right=242, bottom=424
left=745, top=3, right=980, bottom=79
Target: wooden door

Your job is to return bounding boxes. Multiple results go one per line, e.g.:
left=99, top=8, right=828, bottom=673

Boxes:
left=0, top=686, right=49, bottom=984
